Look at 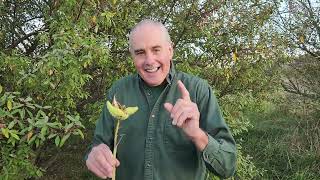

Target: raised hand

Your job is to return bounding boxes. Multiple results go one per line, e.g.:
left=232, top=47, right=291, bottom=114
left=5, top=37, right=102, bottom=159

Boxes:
left=164, top=80, right=208, bottom=150
left=164, top=80, right=201, bottom=136
left=86, top=144, right=120, bottom=179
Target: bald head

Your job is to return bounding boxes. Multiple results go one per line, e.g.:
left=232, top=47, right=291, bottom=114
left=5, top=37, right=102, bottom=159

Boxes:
left=129, top=19, right=172, bottom=52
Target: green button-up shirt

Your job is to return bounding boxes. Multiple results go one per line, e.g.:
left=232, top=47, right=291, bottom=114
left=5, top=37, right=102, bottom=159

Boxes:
left=87, top=65, right=236, bottom=180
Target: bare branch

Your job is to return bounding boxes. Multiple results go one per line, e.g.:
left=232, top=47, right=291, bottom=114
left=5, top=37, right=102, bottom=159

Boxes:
left=75, top=0, right=85, bottom=22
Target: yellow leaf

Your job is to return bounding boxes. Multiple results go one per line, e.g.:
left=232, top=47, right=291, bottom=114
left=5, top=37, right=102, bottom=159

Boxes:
left=48, top=69, right=54, bottom=75
left=27, top=131, right=33, bottom=141
left=91, top=16, right=97, bottom=24
left=232, top=52, right=237, bottom=62
left=7, top=100, right=12, bottom=111
left=1, top=128, right=9, bottom=138
left=299, top=35, right=305, bottom=43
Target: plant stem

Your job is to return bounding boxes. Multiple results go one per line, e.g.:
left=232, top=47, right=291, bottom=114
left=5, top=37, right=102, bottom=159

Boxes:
left=112, top=119, right=120, bottom=180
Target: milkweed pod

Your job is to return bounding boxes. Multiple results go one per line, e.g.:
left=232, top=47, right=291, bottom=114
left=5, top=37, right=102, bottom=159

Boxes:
left=107, top=101, right=129, bottom=120
left=125, top=106, right=138, bottom=116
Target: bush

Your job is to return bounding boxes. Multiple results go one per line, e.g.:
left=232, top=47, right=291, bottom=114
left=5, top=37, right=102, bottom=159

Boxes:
left=0, top=90, right=84, bottom=179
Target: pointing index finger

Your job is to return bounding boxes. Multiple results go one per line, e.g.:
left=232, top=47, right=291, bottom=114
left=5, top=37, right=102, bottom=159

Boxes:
left=177, top=80, right=191, bottom=101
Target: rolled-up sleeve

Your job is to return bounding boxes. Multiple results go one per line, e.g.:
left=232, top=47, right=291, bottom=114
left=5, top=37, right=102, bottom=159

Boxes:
left=196, top=80, right=237, bottom=178
left=202, top=134, right=237, bottom=178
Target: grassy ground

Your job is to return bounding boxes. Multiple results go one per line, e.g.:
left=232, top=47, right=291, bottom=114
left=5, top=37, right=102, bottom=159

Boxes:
left=241, top=106, right=320, bottom=180
left=39, top=104, right=320, bottom=180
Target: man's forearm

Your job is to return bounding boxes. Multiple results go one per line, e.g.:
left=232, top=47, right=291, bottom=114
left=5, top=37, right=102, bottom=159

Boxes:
left=190, top=128, right=209, bottom=151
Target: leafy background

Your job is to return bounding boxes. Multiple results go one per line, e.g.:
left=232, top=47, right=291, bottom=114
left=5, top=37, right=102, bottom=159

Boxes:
left=0, top=0, right=319, bottom=179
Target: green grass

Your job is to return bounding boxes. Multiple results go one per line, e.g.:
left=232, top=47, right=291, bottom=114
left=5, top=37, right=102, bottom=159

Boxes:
left=38, top=103, right=320, bottom=180
left=241, top=107, right=320, bottom=180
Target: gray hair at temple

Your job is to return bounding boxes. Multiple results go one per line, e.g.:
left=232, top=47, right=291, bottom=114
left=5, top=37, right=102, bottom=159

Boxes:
left=128, top=19, right=172, bottom=52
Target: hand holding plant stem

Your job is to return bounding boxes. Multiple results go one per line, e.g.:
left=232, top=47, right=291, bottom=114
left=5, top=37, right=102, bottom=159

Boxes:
left=106, top=96, right=138, bottom=180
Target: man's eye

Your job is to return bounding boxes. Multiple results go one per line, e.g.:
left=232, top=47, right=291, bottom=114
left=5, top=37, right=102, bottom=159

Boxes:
left=136, top=51, right=144, bottom=55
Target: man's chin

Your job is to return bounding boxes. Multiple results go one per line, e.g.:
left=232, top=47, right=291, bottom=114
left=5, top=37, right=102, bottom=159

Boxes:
left=144, top=79, right=165, bottom=87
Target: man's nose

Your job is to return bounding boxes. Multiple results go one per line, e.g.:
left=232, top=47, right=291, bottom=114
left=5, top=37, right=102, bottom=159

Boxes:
left=145, top=52, right=155, bottom=64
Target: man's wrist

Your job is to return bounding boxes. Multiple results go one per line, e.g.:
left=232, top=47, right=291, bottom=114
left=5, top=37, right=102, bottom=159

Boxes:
left=190, top=128, right=209, bottom=151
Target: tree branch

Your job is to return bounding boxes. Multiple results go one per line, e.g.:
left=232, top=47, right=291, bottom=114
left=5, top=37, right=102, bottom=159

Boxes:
left=162, top=1, right=177, bottom=25
left=6, top=30, right=41, bottom=50
left=75, top=0, right=85, bottom=22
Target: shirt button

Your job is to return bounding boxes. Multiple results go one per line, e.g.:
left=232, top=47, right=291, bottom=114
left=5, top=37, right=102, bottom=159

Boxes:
left=147, top=92, right=151, bottom=96
left=151, top=114, right=155, bottom=118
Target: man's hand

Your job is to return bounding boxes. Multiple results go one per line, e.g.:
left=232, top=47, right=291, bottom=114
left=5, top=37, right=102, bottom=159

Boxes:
left=86, top=144, right=120, bottom=179
left=164, top=80, right=208, bottom=151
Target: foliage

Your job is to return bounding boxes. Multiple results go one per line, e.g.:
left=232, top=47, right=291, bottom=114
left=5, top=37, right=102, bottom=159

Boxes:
left=0, top=144, right=42, bottom=180
left=0, top=0, right=291, bottom=179
left=275, top=0, right=320, bottom=107
left=0, top=90, right=84, bottom=178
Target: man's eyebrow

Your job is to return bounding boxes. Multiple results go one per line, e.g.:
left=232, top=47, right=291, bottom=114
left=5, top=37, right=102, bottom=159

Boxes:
left=134, top=49, right=144, bottom=53
left=152, top=45, right=161, bottom=49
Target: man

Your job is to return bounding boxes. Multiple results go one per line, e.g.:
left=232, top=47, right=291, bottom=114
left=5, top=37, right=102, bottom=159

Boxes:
left=85, top=19, right=236, bottom=180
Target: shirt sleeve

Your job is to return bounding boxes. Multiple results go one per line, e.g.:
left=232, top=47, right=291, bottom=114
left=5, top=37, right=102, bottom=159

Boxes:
left=196, top=80, right=237, bottom=179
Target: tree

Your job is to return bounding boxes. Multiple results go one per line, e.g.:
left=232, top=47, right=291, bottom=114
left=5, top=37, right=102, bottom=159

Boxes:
left=275, top=0, right=320, bottom=104
left=0, top=0, right=288, bottom=179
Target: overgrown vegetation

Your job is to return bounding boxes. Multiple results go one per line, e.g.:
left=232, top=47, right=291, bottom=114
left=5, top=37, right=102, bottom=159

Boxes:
left=1, top=0, right=319, bottom=179
left=242, top=91, right=320, bottom=179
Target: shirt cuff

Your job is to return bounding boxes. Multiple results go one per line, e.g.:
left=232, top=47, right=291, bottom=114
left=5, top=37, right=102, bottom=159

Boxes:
left=202, top=134, right=220, bottom=162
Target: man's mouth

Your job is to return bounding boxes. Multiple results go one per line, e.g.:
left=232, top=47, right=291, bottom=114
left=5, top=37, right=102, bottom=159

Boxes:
left=145, top=66, right=160, bottom=73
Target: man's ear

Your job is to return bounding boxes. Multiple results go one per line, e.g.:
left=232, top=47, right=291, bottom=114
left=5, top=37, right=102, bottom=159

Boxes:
left=168, top=42, right=174, bottom=58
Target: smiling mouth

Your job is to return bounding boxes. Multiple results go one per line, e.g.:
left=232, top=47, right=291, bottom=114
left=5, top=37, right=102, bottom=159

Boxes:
left=145, top=66, right=160, bottom=73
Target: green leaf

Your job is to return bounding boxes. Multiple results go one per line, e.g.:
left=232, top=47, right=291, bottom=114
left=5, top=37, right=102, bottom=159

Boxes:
left=35, top=139, right=40, bottom=147
left=36, top=169, right=43, bottom=177
left=28, top=135, right=37, bottom=144
left=26, top=109, right=34, bottom=119
left=19, top=108, right=25, bottom=120
left=48, top=133, right=57, bottom=139
left=25, top=96, right=32, bottom=102
left=43, top=106, right=51, bottom=109
left=47, top=122, right=60, bottom=128
left=59, top=133, right=70, bottom=147
left=7, top=100, right=12, bottom=111
left=0, top=84, right=2, bottom=94
left=64, top=122, right=74, bottom=131
left=76, top=129, right=84, bottom=139
left=55, top=136, right=60, bottom=147
left=8, top=120, right=16, bottom=129
left=40, top=126, right=48, bottom=136
left=9, top=131, right=20, bottom=140
left=1, top=128, right=9, bottom=138
left=66, top=115, right=74, bottom=121
left=17, top=120, right=24, bottom=129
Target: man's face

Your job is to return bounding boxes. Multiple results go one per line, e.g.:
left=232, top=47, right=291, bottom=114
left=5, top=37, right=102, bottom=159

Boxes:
left=130, top=25, right=173, bottom=87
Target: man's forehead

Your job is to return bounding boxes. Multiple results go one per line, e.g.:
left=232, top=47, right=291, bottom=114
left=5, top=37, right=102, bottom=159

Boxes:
left=131, top=25, right=165, bottom=39
left=131, top=29, right=167, bottom=48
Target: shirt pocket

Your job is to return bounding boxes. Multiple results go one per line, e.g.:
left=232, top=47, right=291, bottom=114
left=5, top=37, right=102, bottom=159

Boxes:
left=163, top=117, right=196, bottom=152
